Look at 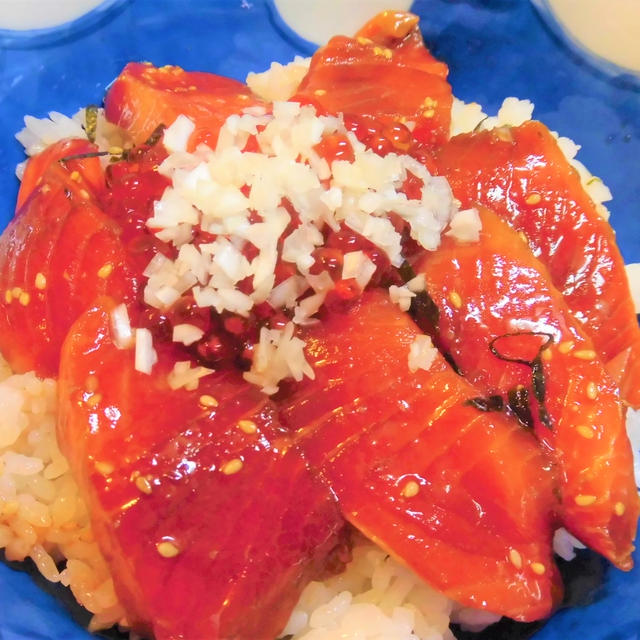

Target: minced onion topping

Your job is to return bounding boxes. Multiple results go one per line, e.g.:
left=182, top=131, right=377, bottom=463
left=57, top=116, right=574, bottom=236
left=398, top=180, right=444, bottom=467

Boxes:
left=446, top=208, right=482, bottom=243
left=244, top=322, right=314, bottom=395
left=134, top=328, right=158, bottom=375
left=408, top=335, right=438, bottom=373
left=143, top=103, right=461, bottom=391
left=110, top=303, right=134, bottom=350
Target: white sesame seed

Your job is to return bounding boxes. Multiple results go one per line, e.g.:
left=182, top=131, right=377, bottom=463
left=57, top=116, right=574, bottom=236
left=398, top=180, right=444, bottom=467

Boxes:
left=97, top=263, right=114, bottom=279
left=238, top=419, right=257, bottom=434
left=525, top=193, right=541, bottom=205
left=156, top=541, right=180, bottom=558
left=575, top=494, right=597, bottom=506
left=614, top=502, right=626, bottom=516
left=221, top=458, right=243, bottom=475
left=34, top=272, right=47, bottom=290
left=401, top=480, right=420, bottom=498
left=573, top=349, right=597, bottom=361
left=558, top=340, right=574, bottom=354
left=509, top=549, right=522, bottom=569
left=449, top=291, right=462, bottom=309
left=199, top=394, right=219, bottom=408
left=94, top=461, right=114, bottom=476
left=576, top=425, right=594, bottom=439
left=530, top=562, right=546, bottom=575
left=135, top=476, right=153, bottom=495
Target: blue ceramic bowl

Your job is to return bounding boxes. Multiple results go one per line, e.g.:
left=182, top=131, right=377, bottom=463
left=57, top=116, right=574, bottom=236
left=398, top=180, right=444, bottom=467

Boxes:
left=530, top=0, right=640, bottom=87
left=0, top=1, right=638, bottom=639
left=0, top=0, right=125, bottom=48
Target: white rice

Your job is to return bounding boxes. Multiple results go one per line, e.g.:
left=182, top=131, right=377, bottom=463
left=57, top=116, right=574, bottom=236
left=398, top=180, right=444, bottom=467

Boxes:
left=6, top=54, right=638, bottom=639
left=0, top=361, right=127, bottom=632
left=285, top=537, right=461, bottom=640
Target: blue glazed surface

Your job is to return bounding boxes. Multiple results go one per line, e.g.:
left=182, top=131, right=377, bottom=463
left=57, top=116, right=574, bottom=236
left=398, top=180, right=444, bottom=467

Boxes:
left=0, top=1, right=638, bottom=638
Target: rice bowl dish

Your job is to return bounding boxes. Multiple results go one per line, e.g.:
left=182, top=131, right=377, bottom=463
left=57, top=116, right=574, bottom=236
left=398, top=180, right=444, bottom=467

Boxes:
left=0, top=6, right=639, bottom=640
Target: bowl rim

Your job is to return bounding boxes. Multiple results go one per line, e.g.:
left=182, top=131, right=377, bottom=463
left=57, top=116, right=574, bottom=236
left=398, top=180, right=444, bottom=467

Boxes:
left=0, top=0, right=126, bottom=48
left=530, top=0, right=640, bottom=84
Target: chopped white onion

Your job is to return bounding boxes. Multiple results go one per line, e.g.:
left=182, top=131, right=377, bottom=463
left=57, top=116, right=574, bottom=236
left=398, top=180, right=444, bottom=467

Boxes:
left=110, top=303, right=134, bottom=350
left=134, top=328, right=158, bottom=375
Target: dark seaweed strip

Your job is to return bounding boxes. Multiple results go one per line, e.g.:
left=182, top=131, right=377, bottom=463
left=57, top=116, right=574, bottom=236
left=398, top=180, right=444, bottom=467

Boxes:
left=489, top=331, right=554, bottom=367
left=397, top=262, right=440, bottom=332
left=472, top=115, right=489, bottom=133
left=84, top=104, right=99, bottom=143
left=59, top=151, right=110, bottom=163
left=61, top=121, right=166, bottom=167
left=507, top=385, right=535, bottom=430
left=144, top=123, right=166, bottom=147
left=489, top=331, right=554, bottom=430
left=465, top=395, right=504, bottom=412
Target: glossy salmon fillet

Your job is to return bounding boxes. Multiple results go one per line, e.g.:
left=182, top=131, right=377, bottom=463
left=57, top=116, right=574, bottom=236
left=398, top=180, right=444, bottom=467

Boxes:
left=17, top=138, right=105, bottom=211
left=414, top=207, right=639, bottom=569
left=104, top=62, right=264, bottom=150
left=58, top=299, right=348, bottom=640
left=279, top=290, right=561, bottom=621
left=433, top=121, right=640, bottom=408
left=0, top=141, right=133, bottom=376
left=294, top=11, right=452, bottom=150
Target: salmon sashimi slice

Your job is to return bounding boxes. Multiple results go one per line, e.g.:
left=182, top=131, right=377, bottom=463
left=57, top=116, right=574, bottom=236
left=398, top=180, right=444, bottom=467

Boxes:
left=57, top=298, right=348, bottom=640
left=413, top=207, right=639, bottom=569
left=17, top=138, right=105, bottom=211
left=278, top=290, right=561, bottom=622
left=294, top=11, right=452, bottom=150
left=104, top=62, right=264, bottom=150
left=0, top=144, right=135, bottom=377
left=433, top=121, right=640, bottom=408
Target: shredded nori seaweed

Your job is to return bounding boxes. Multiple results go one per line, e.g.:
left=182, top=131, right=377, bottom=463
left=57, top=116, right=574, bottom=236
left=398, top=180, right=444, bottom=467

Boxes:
left=59, top=150, right=110, bottom=163
left=489, top=331, right=554, bottom=430
left=507, top=385, right=535, bottom=430
left=465, top=395, right=504, bottom=412
left=143, top=123, right=166, bottom=148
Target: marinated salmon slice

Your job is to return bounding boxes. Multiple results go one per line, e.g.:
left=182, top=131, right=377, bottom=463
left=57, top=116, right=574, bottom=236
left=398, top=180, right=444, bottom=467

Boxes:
left=413, top=207, right=639, bottom=569
left=279, top=290, right=561, bottom=621
left=294, top=11, right=452, bottom=150
left=0, top=142, right=134, bottom=377
left=433, top=121, right=640, bottom=408
left=17, top=138, right=105, bottom=211
left=57, top=298, right=348, bottom=640
left=104, top=62, right=264, bottom=150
